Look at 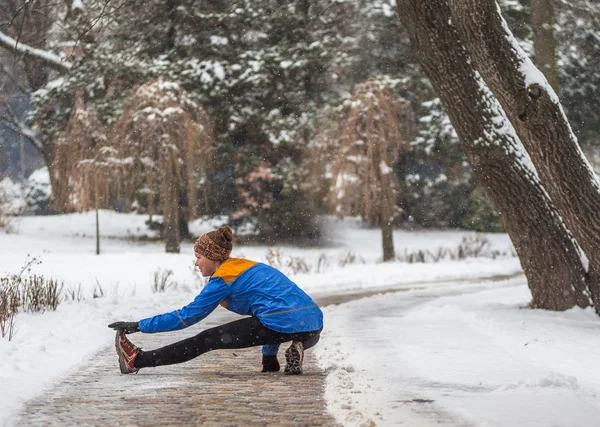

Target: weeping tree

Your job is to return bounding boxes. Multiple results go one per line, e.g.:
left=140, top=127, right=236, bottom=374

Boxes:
left=327, top=80, right=415, bottom=261
left=78, top=145, right=121, bottom=255
left=49, top=96, right=111, bottom=213
left=111, top=79, right=214, bottom=253
left=48, top=95, right=123, bottom=255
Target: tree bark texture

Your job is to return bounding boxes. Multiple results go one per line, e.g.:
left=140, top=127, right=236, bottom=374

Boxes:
left=163, top=148, right=181, bottom=254
left=380, top=150, right=396, bottom=262
left=530, top=0, right=559, bottom=93
left=47, top=141, right=71, bottom=213
left=398, top=0, right=590, bottom=310
left=449, top=0, right=600, bottom=308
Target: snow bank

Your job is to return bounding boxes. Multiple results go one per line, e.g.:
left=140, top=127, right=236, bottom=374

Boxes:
left=317, top=280, right=600, bottom=426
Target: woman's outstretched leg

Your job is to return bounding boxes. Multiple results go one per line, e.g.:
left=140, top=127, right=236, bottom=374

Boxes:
left=132, top=317, right=319, bottom=370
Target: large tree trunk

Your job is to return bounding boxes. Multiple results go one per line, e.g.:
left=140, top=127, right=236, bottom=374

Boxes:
left=449, top=0, right=600, bottom=309
left=398, top=0, right=590, bottom=310
left=530, top=0, right=559, bottom=93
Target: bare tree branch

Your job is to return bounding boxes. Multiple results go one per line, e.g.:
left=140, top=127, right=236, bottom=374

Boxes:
left=0, top=30, right=71, bottom=73
left=0, top=61, right=29, bottom=94
left=6, top=0, right=30, bottom=28
left=14, top=0, right=29, bottom=50
left=0, top=92, right=43, bottom=153
left=0, top=117, right=44, bottom=153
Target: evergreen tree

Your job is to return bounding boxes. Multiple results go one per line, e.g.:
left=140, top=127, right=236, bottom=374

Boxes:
left=31, top=0, right=357, bottom=240
left=556, top=1, right=600, bottom=151
left=22, top=0, right=600, bottom=238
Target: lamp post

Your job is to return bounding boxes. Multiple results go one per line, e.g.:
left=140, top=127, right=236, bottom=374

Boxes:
left=91, top=148, right=107, bottom=256
left=83, top=147, right=117, bottom=256
left=95, top=166, right=100, bottom=255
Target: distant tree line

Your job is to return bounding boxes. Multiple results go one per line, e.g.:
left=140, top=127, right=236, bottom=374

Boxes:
left=0, top=0, right=599, bottom=248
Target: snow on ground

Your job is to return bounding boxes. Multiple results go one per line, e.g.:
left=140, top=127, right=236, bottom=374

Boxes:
left=0, top=211, right=517, bottom=300
left=317, top=279, right=600, bottom=426
left=0, top=211, right=524, bottom=426
left=0, top=178, right=26, bottom=215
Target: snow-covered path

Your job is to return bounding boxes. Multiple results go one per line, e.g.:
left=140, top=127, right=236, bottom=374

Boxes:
left=12, top=308, right=333, bottom=426
left=10, top=276, right=520, bottom=427
left=11, top=274, right=600, bottom=427
left=4, top=213, right=600, bottom=426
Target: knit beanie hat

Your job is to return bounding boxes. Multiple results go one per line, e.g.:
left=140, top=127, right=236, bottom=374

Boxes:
left=194, top=226, right=234, bottom=262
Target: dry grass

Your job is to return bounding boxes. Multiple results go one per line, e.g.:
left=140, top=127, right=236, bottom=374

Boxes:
left=264, top=235, right=514, bottom=276
left=0, top=257, right=64, bottom=341
left=265, top=248, right=311, bottom=275
left=92, top=280, right=105, bottom=299
left=63, top=284, right=85, bottom=302
left=396, top=235, right=514, bottom=263
left=0, top=279, right=18, bottom=340
left=152, top=268, right=175, bottom=293
left=19, top=275, right=63, bottom=313
left=265, top=248, right=364, bottom=276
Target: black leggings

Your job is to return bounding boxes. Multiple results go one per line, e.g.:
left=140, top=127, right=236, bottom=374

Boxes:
left=135, top=316, right=322, bottom=369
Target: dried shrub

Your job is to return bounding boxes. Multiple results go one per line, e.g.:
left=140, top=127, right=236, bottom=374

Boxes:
left=19, top=275, right=63, bottom=313
left=286, top=257, right=310, bottom=275
left=339, top=251, right=360, bottom=267
left=456, top=234, right=492, bottom=258
left=152, top=268, right=175, bottom=293
left=63, top=284, right=85, bottom=302
left=0, top=186, right=16, bottom=232
left=396, top=234, right=514, bottom=263
left=316, top=254, right=330, bottom=273
left=93, top=280, right=105, bottom=299
left=266, top=248, right=327, bottom=276
left=0, top=257, right=64, bottom=341
left=262, top=235, right=513, bottom=277
left=265, top=248, right=284, bottom=270
left=0, top=278, right=19, bottom=340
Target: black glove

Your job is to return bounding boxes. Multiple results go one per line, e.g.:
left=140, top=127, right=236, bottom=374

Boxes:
left=108, top=321, right=140, bottom=334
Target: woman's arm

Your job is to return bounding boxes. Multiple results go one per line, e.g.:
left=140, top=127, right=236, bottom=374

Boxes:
left=138, top=278, right=230, bottom=333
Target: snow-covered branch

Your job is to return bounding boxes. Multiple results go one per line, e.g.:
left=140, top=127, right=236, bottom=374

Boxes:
left=0, top=31, right=71, bottom=73
left=0, top=61, right=29, bottom=94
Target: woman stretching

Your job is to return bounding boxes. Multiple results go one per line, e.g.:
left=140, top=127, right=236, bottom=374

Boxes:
left=108, top=226, right=323, bottom=375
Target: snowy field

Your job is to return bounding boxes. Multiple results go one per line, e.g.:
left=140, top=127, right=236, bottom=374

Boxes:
left=4, top=212, right=598, bottom=426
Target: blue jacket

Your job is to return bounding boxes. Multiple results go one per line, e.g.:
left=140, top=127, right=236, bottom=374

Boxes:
left=138, top=258, right=323, bottom=335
